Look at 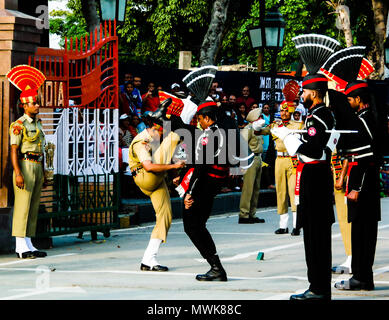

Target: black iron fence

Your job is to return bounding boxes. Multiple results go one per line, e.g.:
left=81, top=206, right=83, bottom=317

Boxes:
left=35, top=172, right=119, bottom=238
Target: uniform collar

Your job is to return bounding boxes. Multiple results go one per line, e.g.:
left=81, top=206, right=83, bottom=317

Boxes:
left=308, top=103, right=325, bottom=114
left=23, top=113, right=35, bottom=123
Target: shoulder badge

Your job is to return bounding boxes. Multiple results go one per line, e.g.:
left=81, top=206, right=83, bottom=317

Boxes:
left=10, top=121, right=24, bottom=136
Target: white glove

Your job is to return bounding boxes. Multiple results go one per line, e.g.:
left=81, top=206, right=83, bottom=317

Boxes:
left=326, top=130, right=340, bottom=152
left=270, top=125, right=291, bottom=141
left=283, top=134, right=303, bottom=156
left=252, top=119, right=266, bottom=131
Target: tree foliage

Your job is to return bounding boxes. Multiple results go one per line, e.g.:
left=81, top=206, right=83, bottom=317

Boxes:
left=49, top=0, right=387, bottom=76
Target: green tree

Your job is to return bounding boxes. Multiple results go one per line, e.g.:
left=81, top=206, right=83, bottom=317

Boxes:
left=49, top=0, right=88, bottom=48
left=48, top=0, right=387, bottom=76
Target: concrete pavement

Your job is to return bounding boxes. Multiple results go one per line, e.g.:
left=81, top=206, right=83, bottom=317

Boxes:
left=0, top=198, right=389, bottom=302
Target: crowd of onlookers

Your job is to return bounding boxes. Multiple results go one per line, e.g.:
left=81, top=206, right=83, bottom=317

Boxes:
left=117, top=72, right=389, bottom=199
left=117, top=72, right=309, bottom=198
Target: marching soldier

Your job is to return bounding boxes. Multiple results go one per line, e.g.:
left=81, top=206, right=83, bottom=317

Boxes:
left=334, top=81, right=381, bottom=291
left=182, top=101, right=231, bottom=282
left=128, top=101, right=185, bottom=271
left=7, top=65, right=48, bottom=259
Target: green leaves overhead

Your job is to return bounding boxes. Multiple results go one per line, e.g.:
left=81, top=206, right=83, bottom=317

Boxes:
left=48, top=0, right=384, bottom=72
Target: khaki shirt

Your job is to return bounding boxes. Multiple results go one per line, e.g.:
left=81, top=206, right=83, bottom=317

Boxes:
left=9, top=114, right=45, bottom=154
left=241, top=123, right=263, bottom=154
left=128, top=129, right=153, bottom=170
left=262, top=120, right=304, bottom=153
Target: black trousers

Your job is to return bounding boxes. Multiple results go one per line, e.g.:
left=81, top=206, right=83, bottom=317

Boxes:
left=298, top=162, right=334, bottom=295
left=348, top=165, right=380, bottom=284
left=351, top=218, right=378, bottom=284
left=183, top=177, right=220, bottom=261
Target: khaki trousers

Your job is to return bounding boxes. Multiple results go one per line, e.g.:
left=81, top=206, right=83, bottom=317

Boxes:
left=275, top=157, right=296, bottom=214
left=333, top=171, right=352, bottom=256
left=12, top=160, right=44, bottom=237
left=134, top=132, right=180, bottom=242
left=239, top=155, right=262, bottom=218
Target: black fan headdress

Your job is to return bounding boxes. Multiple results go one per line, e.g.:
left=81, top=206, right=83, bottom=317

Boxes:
left=320, top=46, right=366, bottom=90
left=292, top=34, right=341, bottom=74
left=182, top=65, right=218, bottom=102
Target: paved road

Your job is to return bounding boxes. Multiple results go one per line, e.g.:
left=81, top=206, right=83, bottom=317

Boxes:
left=0, top=198, right=388, bottom=303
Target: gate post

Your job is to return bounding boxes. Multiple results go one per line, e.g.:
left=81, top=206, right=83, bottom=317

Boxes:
left=0, top=0, right=43, bottom=252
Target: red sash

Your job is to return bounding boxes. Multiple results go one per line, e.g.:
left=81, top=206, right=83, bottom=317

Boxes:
left=294, top=160, right=325, bottom=205
left=345, top=161, right=358, bottom=196
left=175, top=168, right=194, bottom=198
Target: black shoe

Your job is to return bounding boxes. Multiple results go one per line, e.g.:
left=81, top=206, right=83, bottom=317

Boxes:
left=275, top=228, right=289, bottom=234
left=32, top=250, right=47, bottom=258
left=16, top=251, right=36, bottom=259
left=251, top=217, right=265, bottom=223
left=334, top=277, right=374, bottom=291
left=290, top=289, right=330, bottom=301
left=147, top=98, right=172, bottom=123
left=238, top=217, right=254, bottom=224
left=291, top=228, right=300, bottom=236
left=140, top=263, right=169, bottom=272
left=196, top=268, right=227, bottom=281
left=331, top=265, right=352, bottom=274
left=196, top=254, right=228, bottom=281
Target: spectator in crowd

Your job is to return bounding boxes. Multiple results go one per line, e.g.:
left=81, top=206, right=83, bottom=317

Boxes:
left=119, top=114, right=134, bottom=148
left=171, top=83, right=186, bottom=98
left=209, top=80, right=224, bottom=102
left=248, top=102, right=259, bottom=112
left=236, top=86, right=256, bottom=113
left=293, top=110, right=303, bottom=122
left=128, top=114, right=144, bottom=137
left=142, top=82, right=160, bottom=113
left=295, top=103, right=307, bottom=122
left=228, top=94, right=237, bottom=110
left=120, top=73, right=133, bottom=93
left=119, top=82, right=141, bottom=117
left=132, top=75, right=143, bottom=109
left=237, top=102, right=248, bottom=129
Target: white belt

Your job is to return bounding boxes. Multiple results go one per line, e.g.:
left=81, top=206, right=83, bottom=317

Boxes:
left=298, top=152, right=326, bottom=163
left=277, top=151, right=290, bottom=157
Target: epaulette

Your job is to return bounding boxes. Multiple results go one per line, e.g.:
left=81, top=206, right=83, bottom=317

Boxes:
left=10, top=118, right=25, bottom=136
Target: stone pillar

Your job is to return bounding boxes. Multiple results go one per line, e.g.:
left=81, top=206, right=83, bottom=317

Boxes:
left=179, top=51, right=192, bottom=70
left=0, top=0, right=43, bottom=253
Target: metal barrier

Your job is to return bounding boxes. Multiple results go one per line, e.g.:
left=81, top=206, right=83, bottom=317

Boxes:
left=36, top=172, right=119, bottom=238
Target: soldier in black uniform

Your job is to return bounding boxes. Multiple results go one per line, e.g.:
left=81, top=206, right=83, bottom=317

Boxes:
left=271, top=73, right=335, bottom=300
left=182, top=100, right=230, bottom=282
left=334, top=81, right=381, bottom=291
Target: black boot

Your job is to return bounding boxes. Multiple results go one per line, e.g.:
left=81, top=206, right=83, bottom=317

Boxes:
left=148, top=98, right=172, bottom=123
left=196, top=255, right=227, bottom=282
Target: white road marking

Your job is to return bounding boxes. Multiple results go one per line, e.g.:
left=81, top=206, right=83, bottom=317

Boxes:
left=0, top=286, right=86, bottom=300
left=0, top=253, right=78, bottom=267
left=0, top=267, right=307, bottom=281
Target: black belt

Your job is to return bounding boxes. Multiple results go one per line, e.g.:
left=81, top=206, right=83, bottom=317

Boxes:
left=131, top=166, right=143, bottom=177
left=254, top=153, right=260, bottom=156
left=20, top=152, right=43, bottom=162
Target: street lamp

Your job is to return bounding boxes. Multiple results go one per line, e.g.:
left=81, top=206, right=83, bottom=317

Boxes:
left=248, top=6, right=285, bottom=109
left=98, top=0, right=128, bottom=23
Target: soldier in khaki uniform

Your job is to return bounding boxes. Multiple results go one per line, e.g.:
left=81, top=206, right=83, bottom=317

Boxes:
left=7, top=65, right=48, bottom=259
left=331, top=151, right=352, bottom=274
left=128, top=111, right=185, bottom=272
left=238, top=108, right=266, bottom=224
left=262, top=98, right=304, bottom=235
